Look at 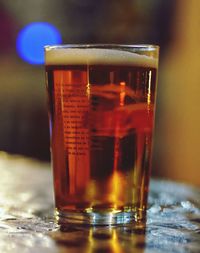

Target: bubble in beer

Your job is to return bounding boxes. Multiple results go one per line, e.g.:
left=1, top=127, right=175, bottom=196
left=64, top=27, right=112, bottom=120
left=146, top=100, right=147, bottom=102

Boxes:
left=16, top=22, right=62, bottom=64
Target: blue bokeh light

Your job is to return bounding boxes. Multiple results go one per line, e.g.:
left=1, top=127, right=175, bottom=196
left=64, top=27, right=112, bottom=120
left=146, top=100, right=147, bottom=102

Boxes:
left=16, top=22, right=62, bottom=64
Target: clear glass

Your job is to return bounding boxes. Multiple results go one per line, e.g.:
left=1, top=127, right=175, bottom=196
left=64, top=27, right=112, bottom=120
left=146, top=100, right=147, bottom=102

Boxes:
left=45, top=44, right=159, bottom=226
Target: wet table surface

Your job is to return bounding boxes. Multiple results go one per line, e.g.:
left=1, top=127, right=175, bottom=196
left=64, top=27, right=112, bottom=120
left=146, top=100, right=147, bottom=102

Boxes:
left=0, top=153, right=200, bottom=253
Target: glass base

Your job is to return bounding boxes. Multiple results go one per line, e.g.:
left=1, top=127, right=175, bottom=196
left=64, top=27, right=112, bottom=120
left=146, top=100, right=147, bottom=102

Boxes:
left=56, top=209, right=146, bottom=226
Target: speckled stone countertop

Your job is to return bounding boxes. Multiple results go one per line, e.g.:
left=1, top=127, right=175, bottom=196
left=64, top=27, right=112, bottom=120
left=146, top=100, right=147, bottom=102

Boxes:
left=0, top=152, right=200, bottom=253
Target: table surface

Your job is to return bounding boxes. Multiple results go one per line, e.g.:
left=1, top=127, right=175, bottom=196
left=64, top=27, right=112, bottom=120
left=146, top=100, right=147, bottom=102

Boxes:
left=0, top=153, right=200, bottom=253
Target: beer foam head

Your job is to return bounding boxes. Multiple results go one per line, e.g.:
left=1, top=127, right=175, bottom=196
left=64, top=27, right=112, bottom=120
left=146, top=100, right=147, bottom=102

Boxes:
left=45, top=47, right=158, bottom=68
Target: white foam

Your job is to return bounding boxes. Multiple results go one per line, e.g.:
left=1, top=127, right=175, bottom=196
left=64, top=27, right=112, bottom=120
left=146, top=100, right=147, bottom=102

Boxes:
left=45, top=48, right=158, bottom=68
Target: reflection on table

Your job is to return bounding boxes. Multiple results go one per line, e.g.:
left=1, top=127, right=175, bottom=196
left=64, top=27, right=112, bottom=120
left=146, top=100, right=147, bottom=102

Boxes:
left=0, top=152, right=200, bottom=253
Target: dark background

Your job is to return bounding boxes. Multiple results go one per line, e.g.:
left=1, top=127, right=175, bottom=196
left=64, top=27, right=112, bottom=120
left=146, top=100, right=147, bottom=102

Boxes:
left=1, top=0, right=199, bottom=185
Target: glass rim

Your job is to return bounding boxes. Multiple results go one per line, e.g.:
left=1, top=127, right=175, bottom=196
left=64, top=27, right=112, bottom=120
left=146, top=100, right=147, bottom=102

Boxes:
left=44, top=44, right=159, bottom=51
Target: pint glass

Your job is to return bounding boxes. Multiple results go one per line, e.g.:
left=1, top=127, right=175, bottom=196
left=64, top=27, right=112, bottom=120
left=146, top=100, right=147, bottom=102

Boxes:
left=45, top=44, right=159, bottom=225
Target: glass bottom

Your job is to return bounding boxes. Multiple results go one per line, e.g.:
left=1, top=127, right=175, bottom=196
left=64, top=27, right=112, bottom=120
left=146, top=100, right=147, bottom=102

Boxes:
left=56, top=208, right=146, bottom=226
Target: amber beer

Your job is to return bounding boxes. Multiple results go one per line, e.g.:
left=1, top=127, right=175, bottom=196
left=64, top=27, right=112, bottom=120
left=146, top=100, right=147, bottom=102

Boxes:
left=45, top=45, right=159, bottom=225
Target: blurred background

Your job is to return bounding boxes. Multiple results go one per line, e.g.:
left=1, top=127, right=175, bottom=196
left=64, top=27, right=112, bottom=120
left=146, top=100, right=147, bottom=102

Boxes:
left=0, top=0, right=199, bottom=185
